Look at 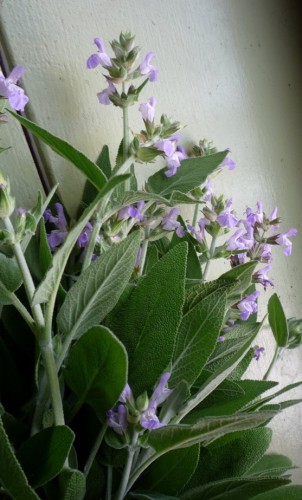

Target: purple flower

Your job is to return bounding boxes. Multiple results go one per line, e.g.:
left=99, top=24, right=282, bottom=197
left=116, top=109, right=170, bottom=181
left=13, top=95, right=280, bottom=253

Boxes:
left=246, top=201, right=264, bottom=226
left=139, top=96, right=156, bottom=122
left=140, top=372, right=172, bottom=430
left=119, top=383, right=133, bottom=404
left=97, top=81, right=117, bottom=105
left=275, top=228, right=297, bottom=256
left=226, top=223, right=255, bottom=251
left=237, top=290, right=260, bottom=321
left=107, top=405, right=128, bottom=435
left=0, top=66, right=29, bottom=112
left=77, top=222, right=93, bottom=248
left=253, top=264, right=274, bottom=290
left=161, top=208, right=184, bottom=237
left=44, top=203, right=68, bottom=251
left=188, top=217, right=210, bottom=242
left=258, top=243, right=273, bottom=263
left=230, top=253, right=247, bottom=266
left=86, top=37, right=112, bottom=69
left=254, top=346, right=265, bottom=361
left=140, top=52, right=158, bottom=82
left=203, top=178, right=213, bottom=202
left=218, top=335, right=225, bottom=342
left=220, top=154, right=235, bottom=170
left=118, top=202, right=145, bottom=222
left=217, top=198, right=238, bottom=228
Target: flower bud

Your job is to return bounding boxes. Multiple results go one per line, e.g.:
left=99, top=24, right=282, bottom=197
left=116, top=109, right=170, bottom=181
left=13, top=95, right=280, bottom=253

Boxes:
left=136, top=391, right=149, bottom=412
left=0, top=172, right=15, bottom=218
left=119, top=32, right=135, bottom=52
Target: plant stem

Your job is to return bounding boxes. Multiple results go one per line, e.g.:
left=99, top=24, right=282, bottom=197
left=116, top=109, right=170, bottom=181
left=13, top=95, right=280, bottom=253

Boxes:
left=202, top=235, right=217, bottom=281
left=82, top=218, right=102, bottom=271
left=192, top=202, right=200, bottom=227
left=84, top=422, right=108, bottom=477
left=39, top=341, right=65, bottom=425
left=115, top=430, right=139, bottom=500
left=3, top=217, right=45, bottom=333
left=106, top=466, right=113, bottom=500
left=138, top=227, right=150, bottom=276
left=263, top=346, right=282, bottom=381
left=122, top=82, right=130, bottom=192
left=9, top=292, right=36, bottom=334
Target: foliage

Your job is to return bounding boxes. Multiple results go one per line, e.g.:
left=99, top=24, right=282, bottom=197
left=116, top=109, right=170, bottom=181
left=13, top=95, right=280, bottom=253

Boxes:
left=0, top=31, right=301, bottom=500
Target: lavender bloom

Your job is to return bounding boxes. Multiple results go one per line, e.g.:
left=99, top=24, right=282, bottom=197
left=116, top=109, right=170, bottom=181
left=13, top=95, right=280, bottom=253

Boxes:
left=188, top=217, right=210, bottom=242
left=44, top=203, right=68, bottom=251
left=203, top=178, right=213, bottom=202
left=97, top=81, right=117, bottom=105
left=140, top=52, right=158, bottom=82
left=217, top=198, right=238, bottom=228
left=139, top=96, right=156, bottom=122
left=237, top=290, right=260, bottom=321
left=253, top=264, right=274, bottom=290
left=220, top=155, right=235, bottom=170
left=230, top=253, right=247, bottom=266
left=246, top=201, right=264, bottom=225
left=118, top=201, right=145, bottom=222
left=161, top=208, right=184, bottom=237
left=86, top=37, right=112, bottom=69
left=254, top=346, right=265, bottom=361
left=107, top=405, right=128, bottom=435
left=77, top=222, right=93, bottom=248
left=226, top=223, right=255, bottom=251
left=218, top=335, right=225, bottom=342
left=141, top=372, right=172, bottom=430
left=0, top=66, right=29, bottom=112
left=258, top=243, right=273, bottom=263
left=119, top=383, right=133, bottom=404
left=275, top=228, right=297, bottom=256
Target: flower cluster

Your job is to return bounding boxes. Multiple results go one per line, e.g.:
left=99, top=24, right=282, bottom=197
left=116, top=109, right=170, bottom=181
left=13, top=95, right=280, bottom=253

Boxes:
left=86, top=32, right=158, bottom=108
left=107, top=372, right=171, bottom=434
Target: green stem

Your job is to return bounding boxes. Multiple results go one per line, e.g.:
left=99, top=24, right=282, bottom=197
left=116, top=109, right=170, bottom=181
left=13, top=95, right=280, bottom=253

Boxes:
left=82, top=218, right=102, bottom=271
left=84, top=422, right=108, bottom=477
left=115, top=430, right=139, bottom=500
left=39, top=341, right=65, bottom=425
left=263, top=346, right=281, bottom=381
left=138, top=228, right=150, bottom=276
left=122, top=82, right=130, bottom=192
left=192, top=202, right=200, bottom=227
left=9, top=292, right=36, bottom=334
left=202, top=235, right=217, bottom=281
left=106, top=466, right=113, bottom=500
left=3, top=217, right=45, bottom=334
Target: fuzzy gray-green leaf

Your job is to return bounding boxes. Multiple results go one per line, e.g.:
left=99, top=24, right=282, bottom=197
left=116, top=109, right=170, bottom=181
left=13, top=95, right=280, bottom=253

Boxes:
left=57, top=231, right=140, bottom=340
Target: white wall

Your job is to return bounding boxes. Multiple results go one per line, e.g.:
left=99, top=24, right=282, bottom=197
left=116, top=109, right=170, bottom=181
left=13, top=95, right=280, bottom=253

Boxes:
left=1, top=0, right=302, bottom=482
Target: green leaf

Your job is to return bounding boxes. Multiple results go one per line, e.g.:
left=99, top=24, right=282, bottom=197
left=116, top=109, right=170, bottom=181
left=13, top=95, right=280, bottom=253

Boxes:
left=170, top=224, right=202, bottom=281
left=129, top=493, right=180, bottom=500
left=96, top=144, right=112, bottom=178
left=57, top=231, right=140, bottom=340
left=136, top=146, right=163, bottom=162
left=184, top=279, right=235, bottom=315
left=0, top=416, right=39, bottom=500
left=246, top=453, right=294, bottom=479
left=195, top=428, right=272, bottom=482
left=109, top=243, right=187, bottom=395
left=147, top=151, right=228, bottom=196
left=63, top=325, right=127, bottom=417
left=59, top=468, right=86, bottom=500
left=242, top=380, right=302, bottom=412
left=219, top=261, right=258, bottom=302
left=148, top=413, right=276, bottom=454
left=170, top=289, right=227, bottom=388
left=8, top=111, right=107, bottom=190
left=180, top=477, right=291, bottom=500
left=0, top=254, right=23, bottom=304
left=16, top=425, right=74, bottom=488
left=177, top=327, right=263, bottom=420
left=21, top=184, right=58, bottom=253
left=169, top=191, right=201, bottom=205
left=185, top=379, right=277, bottom=420
left=33, top=174, right=128, bottom=306
left=252, top=485, right=302, bottom=499
left=140, top=445, right=200, bottom=495
left=268, top=293, right=289, bottom=347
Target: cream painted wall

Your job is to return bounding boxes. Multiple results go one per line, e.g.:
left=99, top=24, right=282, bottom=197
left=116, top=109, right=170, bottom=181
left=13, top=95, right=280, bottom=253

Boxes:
left=1, top=0, right=302, bottom=482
